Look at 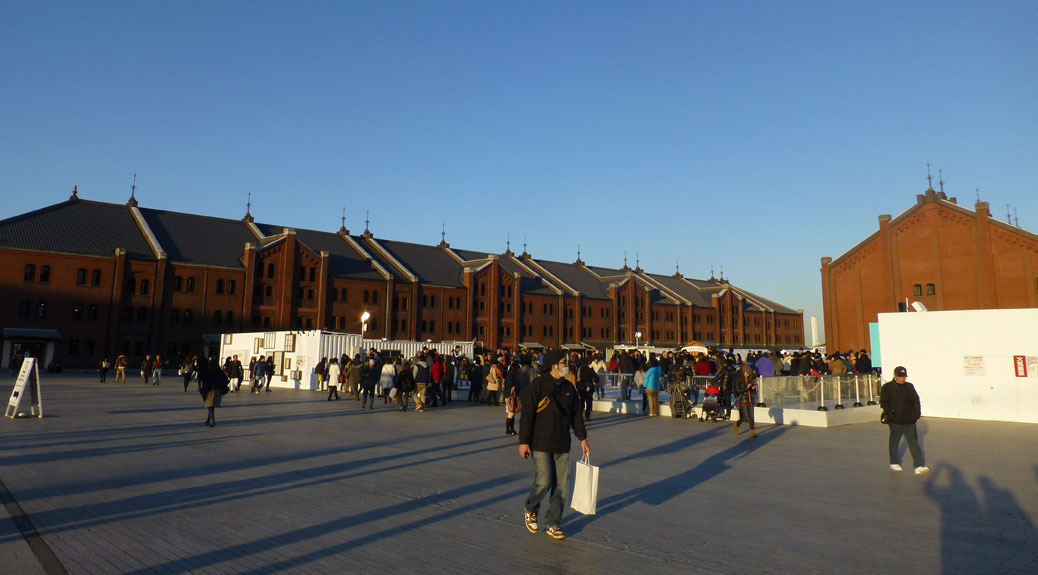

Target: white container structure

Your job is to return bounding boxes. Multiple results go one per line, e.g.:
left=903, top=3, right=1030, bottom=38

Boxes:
left=218, top=330, right=473, bottom=391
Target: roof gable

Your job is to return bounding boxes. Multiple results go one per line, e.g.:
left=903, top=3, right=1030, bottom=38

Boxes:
left=0, top=199, right=154, bottom=259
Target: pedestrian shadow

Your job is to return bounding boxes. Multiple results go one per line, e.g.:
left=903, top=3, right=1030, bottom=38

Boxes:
left=924, top=463, right=1037, bottom=574
left=565, top=425, right=787, bottom=535
left=7, top=421, right=495, bottom=502
left=11, top=430, right=516, bottom=538
left=118, top=475, right=528, bottom=574
left=0, top=433, right=259, bottom=466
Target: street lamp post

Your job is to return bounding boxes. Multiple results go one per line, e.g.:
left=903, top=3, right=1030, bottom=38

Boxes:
left=635, top=331, right=642, bottom=348
left=360, top=311, right=371, bottom=339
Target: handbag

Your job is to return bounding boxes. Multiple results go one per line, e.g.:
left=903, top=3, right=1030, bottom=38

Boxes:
left=880, top=410, right=890, bottom=424
left=570, top=454, right=599, bottom=515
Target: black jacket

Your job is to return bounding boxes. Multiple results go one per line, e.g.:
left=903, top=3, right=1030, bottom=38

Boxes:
left=519, top=372, right=588, bottom=454
left=880, top=380, right=921, bottom=424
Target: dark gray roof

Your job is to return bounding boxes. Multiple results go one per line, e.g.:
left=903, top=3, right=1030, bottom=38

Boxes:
left=496, top=257, right=556, bottom=296
left=371, top=238, right=463, bottom=286
left=585, top=265, right=627, bottom=279
left=533, top=260, right=611, bottom=300
left=453, top=248, right=494, bottom=261
left=647, top=274, right=715, bottom=307
left=736, top=288, right=799, bottom=315
left=293, top=229, right=387, bottom=281
left=140, top=208, right=255, bottom=268
left=0, top=199, right=154, bottom=259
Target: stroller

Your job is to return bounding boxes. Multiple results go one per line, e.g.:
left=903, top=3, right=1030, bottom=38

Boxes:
left=667, top=371, right=695, bottom=419
left=699, top=384, right=722, bottom=422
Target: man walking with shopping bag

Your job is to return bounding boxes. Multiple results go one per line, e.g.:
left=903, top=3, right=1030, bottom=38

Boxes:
left=518, top=350, right=590, bottom=540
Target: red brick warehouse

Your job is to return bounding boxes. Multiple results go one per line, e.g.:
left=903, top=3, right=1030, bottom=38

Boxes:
left=1, top=188, right=805, bottom=369
left=821, top=186, right=1038, bottom=353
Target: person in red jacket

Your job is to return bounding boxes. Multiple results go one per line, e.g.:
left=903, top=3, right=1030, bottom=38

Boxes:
left=429, top=354, right=445, bottom=407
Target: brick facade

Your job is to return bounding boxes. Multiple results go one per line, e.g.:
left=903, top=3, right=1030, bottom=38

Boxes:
left=821, top=188, right=1038, bottom=353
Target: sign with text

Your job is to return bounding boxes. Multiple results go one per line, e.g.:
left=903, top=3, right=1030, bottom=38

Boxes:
left=1013, top=355, right=1038, bottom=378
left=962, top=356, right=986, bottom=376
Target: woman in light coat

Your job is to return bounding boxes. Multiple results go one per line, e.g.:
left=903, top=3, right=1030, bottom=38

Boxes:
left=326, top=358, right=341, bottom=400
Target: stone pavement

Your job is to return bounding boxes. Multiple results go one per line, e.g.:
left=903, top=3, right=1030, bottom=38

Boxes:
left=0, top=374, right=1035, bottom=574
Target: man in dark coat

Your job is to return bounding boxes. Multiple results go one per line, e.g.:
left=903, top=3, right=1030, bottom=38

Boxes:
left=519, top=350, right=590, bottom=540
left=880, top=366, right=928, bottom=475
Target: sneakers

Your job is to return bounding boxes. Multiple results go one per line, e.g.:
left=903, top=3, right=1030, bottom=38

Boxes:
left=890, top=464, right=903, bottom=472
left=914, top=466, right=930, bottom=475
left=524, top=510, right=538, bottom=534
left=545, top=525, right=565, bottom=540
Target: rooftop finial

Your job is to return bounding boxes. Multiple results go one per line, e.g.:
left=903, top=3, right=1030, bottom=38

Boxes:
left=506, top=233, right=511, bottom=253
left=340, top=206, right=347, bottom=233
left=938, top=168, right=944, bottom=194
left=1014, top=207, right=1019, bottom=227
left=1007, top=204, right=1012, bottom=224
left=365, top=211, right=370, bottom=232
left=623, top=251, right=628, bottom=268
left=710, top=265, right=715, bottom=280
left=976, top=187, right=981, bottom=203
left=523, top=236, right=528, bottom=256
left=127, top=173, right=139, bottom=207
left=70, top=185, right=78, bottom=201
left=676, top=259, right=680, bottom=275
left=926, top=163, right=933, bottom=190
left=441, top=223, right=445, bottom=243
left=720, top=264, right=725, bottom=281
left=577, top=243, right=581, bottom=262
left=242, top=191, right=254, bottom=223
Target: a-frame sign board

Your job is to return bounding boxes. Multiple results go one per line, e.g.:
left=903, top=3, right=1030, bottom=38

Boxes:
left=5, top=357, right=42, bottom=419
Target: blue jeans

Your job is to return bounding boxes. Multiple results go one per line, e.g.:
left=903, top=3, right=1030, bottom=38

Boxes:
left=525, top=451, right=570, bottom=529
left=361, top=387, right=375, bottom=408
left=888, top=423, right=925, bottom=467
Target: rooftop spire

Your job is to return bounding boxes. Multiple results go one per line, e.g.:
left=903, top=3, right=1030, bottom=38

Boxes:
left=339, top=206, right=348, bottom=233
left=575, top=243, right=583, bottom=265
left=70, top=185, right=79, bottom=201
left=976, top=187, right=981, bottom=203
left=362, top=210, right=373, bottom=238
left=505, top=233, right=511, bottom=254
left=926, top=163, right=933, bottom=190
left=242, top=191, right=254, bottom=223
left=710, top=265, right=715, bottom=280
left=127, top=173, right=139, bottom=207
left=938, top=168, right=944, bottom=194
left=522, top=236, right=528, bottom=257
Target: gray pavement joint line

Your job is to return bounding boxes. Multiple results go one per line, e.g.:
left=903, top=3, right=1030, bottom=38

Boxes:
left=0, top=476, right=70, bottom=575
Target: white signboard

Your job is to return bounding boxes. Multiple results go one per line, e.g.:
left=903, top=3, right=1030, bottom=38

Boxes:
left=962, top=355, right=986, bottom=376
left=5, top=357, right=42, bottom=418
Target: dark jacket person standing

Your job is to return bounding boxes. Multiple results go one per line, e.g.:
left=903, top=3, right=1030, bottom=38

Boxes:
left=880, top=366, right=929, bottom=475
left=518, top=350, right=590, bottom=540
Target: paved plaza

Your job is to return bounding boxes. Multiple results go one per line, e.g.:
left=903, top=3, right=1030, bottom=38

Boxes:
left=1, top=374, right=1035, bottom=574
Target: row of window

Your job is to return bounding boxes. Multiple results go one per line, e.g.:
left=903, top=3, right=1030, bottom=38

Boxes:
left=912, top=283, right=937, bottom=297
left=24, top=264, right=51, bottom=282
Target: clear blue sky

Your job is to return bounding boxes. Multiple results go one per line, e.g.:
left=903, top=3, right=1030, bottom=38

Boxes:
left=3, top=1, right=1036, bottom=342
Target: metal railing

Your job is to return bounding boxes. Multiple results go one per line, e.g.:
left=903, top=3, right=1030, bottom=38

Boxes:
left=756, top=374, right=881, bottom=410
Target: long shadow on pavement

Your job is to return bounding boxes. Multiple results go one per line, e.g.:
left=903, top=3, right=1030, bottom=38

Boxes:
left=566, top=425, right=788, bottom=535
left=924, top=463, right=1037, bottom=575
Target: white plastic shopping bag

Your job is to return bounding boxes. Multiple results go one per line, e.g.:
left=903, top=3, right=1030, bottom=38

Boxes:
left=570, top=454, right=599, bottom=515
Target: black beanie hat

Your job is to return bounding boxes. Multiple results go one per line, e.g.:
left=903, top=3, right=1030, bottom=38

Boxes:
left=541, top=350, right=567, bottom=372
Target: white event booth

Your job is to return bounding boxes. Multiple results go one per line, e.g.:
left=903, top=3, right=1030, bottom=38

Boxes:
left=877, top=308, right=1038, bottom=424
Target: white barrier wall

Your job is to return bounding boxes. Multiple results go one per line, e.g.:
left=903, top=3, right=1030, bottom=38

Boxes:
left=878, top=309, right=1038, bottom=424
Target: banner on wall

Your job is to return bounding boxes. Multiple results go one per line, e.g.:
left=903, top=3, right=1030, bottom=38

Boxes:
left=1013, top=355, right=1038, bottom=378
